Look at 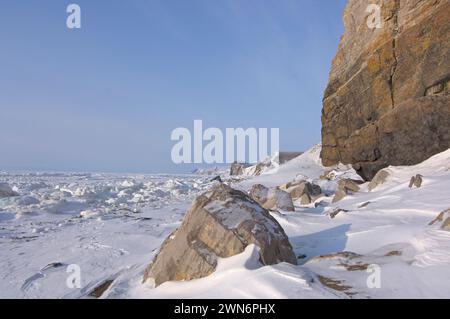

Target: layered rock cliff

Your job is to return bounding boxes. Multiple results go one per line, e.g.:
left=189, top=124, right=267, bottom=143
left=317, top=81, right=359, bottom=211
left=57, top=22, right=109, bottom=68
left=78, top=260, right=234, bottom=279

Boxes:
left=321, top=0, right=450, bottom=180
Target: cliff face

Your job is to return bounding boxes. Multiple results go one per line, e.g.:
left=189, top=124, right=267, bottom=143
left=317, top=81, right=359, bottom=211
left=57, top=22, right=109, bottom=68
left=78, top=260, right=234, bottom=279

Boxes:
left=321, top=0, right=450, bottom=180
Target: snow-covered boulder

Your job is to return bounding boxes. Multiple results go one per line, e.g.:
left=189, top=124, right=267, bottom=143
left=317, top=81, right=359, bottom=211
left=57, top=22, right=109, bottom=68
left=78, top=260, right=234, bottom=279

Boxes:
left=0, top=183, right=19, bottom=198
left=143, top=183, right=297, bottom=287
left=280, top=181, right=322, bottom=204
left=249, top=184, right=294, bottom=212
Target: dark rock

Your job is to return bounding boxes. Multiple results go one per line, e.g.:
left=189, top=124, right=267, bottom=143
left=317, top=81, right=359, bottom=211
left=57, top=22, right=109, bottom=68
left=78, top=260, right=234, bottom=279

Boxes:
left=210, top=175, right=222, bottom=183
left=409, top=174, right=423, bottom=188
left=89, top=279, right=114, bottom=298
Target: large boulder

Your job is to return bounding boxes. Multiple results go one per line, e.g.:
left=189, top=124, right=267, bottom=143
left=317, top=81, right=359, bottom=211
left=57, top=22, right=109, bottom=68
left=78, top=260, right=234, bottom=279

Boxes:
left=321, top=0, right=450, bottom=180
left=143, top=183, right=297, bottom=287
left=249, top=184, right=295, bottom=212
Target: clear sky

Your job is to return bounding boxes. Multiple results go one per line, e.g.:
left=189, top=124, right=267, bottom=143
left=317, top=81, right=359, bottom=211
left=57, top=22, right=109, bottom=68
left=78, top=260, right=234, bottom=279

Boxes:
left=0, top=0, right=347, bottom=173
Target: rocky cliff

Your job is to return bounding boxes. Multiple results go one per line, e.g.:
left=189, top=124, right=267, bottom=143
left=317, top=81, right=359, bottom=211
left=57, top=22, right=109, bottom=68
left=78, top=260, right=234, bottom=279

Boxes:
left=321, top=0, right=450, bottom=180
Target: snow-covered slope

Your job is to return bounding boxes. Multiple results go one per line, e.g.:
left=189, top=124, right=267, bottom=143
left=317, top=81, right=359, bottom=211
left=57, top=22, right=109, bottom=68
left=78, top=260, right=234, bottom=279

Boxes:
left=120, top=146, right=450, bottom=298
left=1, top=146, right=450, bottom=298
left=238, top=144, right=361, bottom=194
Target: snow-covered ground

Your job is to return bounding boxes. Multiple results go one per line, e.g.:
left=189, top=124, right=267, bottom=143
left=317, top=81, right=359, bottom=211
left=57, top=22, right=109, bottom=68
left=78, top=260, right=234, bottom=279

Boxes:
left=0, top=172, right=214, bottom=298
left=1, top=145, right=450, bottom=298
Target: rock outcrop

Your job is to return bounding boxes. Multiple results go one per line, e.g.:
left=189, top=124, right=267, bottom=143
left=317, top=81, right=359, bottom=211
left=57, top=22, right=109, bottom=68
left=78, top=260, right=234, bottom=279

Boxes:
left=143, top=183, right=297, bottom=287
left=249, top=184, right=295, bottom=212
left=321, top=0, right=450, bottom=180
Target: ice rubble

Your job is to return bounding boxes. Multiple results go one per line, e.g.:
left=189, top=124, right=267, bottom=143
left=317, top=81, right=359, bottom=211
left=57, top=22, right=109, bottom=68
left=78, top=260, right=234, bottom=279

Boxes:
left=0, top=173, right=212, bottom=218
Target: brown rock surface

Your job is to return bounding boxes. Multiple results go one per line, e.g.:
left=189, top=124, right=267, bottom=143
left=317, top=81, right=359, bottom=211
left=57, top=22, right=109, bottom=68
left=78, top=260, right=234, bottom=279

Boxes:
left=292, top=182, right=322, bottom=199
left=408, top=174, right=423, bottom=188
left=332, top=179, right=364, bottom=203
left=143, top=183, right=297, bottom=287
left=321, top=0, right=450, bottom=180
left=429, top=208, right=450, bottom=230
left=368, top=169, right=390, bottom=191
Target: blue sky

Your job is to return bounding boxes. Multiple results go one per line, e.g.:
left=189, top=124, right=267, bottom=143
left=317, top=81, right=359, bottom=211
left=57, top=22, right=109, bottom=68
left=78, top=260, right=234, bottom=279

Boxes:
left=0, top=0, right=347, bottom=173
